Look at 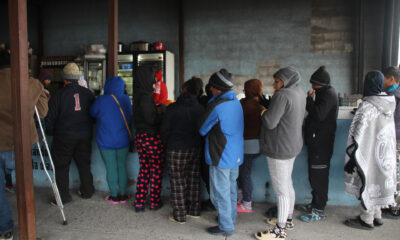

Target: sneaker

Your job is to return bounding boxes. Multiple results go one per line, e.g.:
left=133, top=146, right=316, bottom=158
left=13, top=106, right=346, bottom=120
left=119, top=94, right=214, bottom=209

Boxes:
left=105, top=195, right=119, bottom=205
left=118, top=194, right=129, bottom=204
left=0, top=230, right=13, bottom=240
left=373, top=218, right=383, bottom=227
left=206, top=226, right=234, bottom=237
left=382, top=207, right=400, bottom=219
left=344, top=216, right=374, bottom=230
left=237, top=203, right=253, bottom=213
left=169, top=214, right=186, bottom=224
left=187, top=214, right=200, bottom=219
left=4, top=185, right=15, bottom=193
left=255, top=226, right=287, bottom=240
left=237, top=189, right=243, bottom=204
left=300, top=208, right=327, bottom=222
left=295, top=203, right=312, bottom=213
left=265, top=218, right=294, bottom=230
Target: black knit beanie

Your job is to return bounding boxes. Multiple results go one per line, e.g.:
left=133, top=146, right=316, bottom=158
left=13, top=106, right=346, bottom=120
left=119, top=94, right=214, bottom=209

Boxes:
left=310, top=66, right=330, bottom=86
left=208, top=69, right=233, bottom=91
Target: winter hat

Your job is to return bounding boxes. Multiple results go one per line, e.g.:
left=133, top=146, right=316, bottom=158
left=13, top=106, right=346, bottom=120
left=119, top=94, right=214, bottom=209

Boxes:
left=273, top=66, right=301, bottom=88
left=0, top=50, right=10, bottom=67
left=363, top=70, right=384, bottom=97
left=62, top=62, right=81, bottom=82
left=208, top=68, right=234, bottom=91
left=310, top=66, right=330, bottom=86
left=38, top=69, right=53, bottom=83
left=184, top=77, right=203, bottom=96
left=244, top=79, right=262, bottom=98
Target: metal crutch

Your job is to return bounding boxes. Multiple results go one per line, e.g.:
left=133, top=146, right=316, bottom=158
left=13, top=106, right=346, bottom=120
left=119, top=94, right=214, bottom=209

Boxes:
left=35, top=106, right=68, bottom=225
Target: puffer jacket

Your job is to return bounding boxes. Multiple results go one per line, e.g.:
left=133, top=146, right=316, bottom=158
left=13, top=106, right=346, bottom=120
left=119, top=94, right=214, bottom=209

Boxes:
left=0, top=66, right=48, bottom=151
left=199, top=90, right=244, bottom=169
left=90, top=76, right=132, bottom=150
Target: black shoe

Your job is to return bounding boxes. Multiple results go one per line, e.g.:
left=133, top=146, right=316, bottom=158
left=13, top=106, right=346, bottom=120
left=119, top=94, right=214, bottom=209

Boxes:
left=264, top=206, right=277, bottom=218
left=149, top=202, right=163, bottom=211
left=344, top=217, right=374, bottom=230
left=206, top=226, right=234, bottom=236
left=134, top=206, right=145, bottom=213
left=50, top=197, right=71, bottom=206
left=0, top=230, right=13, bottom=240
left=382, top=207, right=400, bottom=219
left=373, top=218, right=383, bottom=226
left=77, top=190, right=92, bottom=199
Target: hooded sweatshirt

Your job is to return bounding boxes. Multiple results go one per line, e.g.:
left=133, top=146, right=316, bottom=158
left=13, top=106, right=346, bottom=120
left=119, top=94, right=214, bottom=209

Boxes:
left=90, top=76, right=132, bottom=150
left=152, top=69, right=168, bottom=105
left=260, top=67, right=306, bottom=159
left=133, top=66, right=162, bottom=134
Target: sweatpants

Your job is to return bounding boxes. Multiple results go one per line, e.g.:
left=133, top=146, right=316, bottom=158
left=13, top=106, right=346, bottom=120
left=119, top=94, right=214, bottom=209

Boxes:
left=307, top=143, right=334, bottom=210
left=238, top=154, right=258, bottom=202
left=167, top=148, right=201, bottom=222
left=267, top=157, right=295, bottom=228
left=51, top=137, right=94, bottom=202
left=100, top=147, right=129, bottom=197
left=133, top=133, right=165, bottom=208
left=360, top=205, right=382, bottom=224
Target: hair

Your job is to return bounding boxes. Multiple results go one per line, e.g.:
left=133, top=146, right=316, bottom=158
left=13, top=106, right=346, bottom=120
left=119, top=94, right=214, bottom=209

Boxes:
left=183, top=77, right=203, bottom=96
left=382, top=66, right=400, bottom=83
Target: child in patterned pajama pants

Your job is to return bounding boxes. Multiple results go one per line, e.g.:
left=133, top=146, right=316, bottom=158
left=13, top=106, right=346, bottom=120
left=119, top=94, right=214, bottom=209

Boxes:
left=133, top=133, right=165, bottom=210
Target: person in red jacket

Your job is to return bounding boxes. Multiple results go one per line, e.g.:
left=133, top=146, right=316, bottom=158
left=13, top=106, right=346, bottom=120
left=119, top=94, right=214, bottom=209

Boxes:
left=152, top=69, right=168, bottom=105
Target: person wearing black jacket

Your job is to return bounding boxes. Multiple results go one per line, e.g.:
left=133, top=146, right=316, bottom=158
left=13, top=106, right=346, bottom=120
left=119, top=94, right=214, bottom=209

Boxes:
left=161, top=78, right=205, bottom=224
left=299, top=66, right=338, bottom=222
left=45, top=62, right=95, bottom=204
left=132, top=66, right=165, bottom=212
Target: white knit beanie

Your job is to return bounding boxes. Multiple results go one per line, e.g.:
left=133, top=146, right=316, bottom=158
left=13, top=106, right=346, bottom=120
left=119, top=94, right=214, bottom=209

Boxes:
left=63, top=62, right=81, bottom=82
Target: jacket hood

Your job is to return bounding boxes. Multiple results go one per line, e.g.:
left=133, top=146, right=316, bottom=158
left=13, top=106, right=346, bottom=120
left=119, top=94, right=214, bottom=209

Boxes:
left=155, top=69, right=163, bottom=83
left=273, top=66, right=301, bottom=88
left=364, top=93, right=396, bottom=117
left=136, top=66, right=155, bottom=93
left=104, top=76, right=125, bottom=95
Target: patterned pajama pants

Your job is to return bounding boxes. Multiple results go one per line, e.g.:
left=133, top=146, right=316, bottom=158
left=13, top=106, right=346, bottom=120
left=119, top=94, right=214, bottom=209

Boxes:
left=167, top=148, right=202, bottom=222
left=133, top=133, right=165, bottom=208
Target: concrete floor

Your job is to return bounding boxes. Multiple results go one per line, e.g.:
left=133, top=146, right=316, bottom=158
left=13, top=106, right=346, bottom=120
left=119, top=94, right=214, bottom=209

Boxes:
left=6, top=187, right=400, bottom=240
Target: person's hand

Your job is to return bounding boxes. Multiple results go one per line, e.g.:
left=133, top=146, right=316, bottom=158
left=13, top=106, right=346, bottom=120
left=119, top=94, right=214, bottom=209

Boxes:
left=307, top=90, right=315, bottom=98
left=259, top=94, right=270, bottom=108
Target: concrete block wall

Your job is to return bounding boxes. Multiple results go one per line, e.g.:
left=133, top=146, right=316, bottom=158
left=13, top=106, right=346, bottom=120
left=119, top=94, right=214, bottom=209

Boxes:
left=183, top=0, right=355, bottom=95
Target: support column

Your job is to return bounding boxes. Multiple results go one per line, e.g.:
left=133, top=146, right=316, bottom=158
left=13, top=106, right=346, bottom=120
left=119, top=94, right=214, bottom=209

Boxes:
left=178, top=0, right=184, bottom=88
left=108, top=0, right=118, bottom=78
left=8, top=0, right=37, bottom=239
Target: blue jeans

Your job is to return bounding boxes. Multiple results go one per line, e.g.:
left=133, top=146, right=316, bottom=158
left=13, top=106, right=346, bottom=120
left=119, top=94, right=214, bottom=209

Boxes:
left=209, top=166, right=239, bottom=232
left=0, top=150, right=14, bottom=233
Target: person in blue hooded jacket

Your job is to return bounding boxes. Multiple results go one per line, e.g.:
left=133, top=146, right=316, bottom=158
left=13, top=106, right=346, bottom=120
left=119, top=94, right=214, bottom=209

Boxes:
left=90, top=76, right=132, bottom=204
left=199, top=69, right=244, bottom=237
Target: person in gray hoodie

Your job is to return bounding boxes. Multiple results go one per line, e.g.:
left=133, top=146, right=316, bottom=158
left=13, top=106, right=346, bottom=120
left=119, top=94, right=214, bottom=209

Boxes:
left=255, top=67, right=306, bottom=240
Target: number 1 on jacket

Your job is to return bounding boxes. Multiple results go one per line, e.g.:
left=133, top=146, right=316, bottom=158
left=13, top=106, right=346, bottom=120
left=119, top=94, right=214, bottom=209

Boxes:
left=74, top=93, right=81, bottom=111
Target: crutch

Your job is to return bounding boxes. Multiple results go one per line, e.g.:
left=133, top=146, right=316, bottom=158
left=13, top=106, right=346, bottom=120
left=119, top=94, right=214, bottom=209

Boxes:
left=35, top=106, right=68, bottom=225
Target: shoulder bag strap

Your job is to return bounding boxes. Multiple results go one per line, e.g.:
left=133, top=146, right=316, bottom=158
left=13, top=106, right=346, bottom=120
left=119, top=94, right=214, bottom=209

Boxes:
left=110, top=94, right=133, bottom=140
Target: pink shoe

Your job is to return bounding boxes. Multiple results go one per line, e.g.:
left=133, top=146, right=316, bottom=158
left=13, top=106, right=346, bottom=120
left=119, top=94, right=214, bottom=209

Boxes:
left=237, top=203, right=252, bottom=213
left=105, top=195, right=119, bottom=205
